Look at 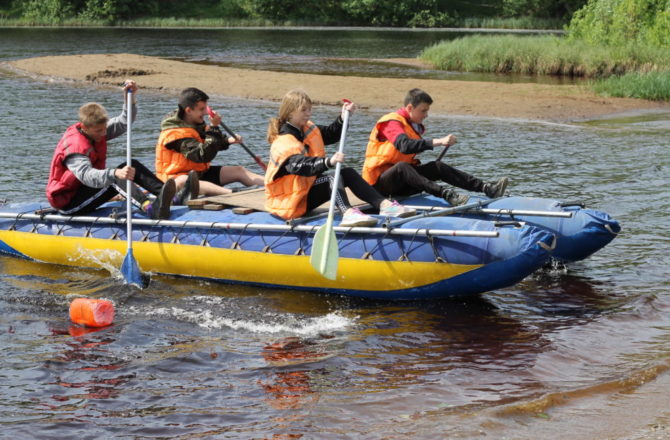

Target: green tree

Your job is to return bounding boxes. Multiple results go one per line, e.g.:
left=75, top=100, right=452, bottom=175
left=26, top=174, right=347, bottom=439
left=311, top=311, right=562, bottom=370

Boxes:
left=568, top=0, right=670, bottom=47
left=22, top=0, right=74, bottom=23
left=502, top=0, right=587, bottom=19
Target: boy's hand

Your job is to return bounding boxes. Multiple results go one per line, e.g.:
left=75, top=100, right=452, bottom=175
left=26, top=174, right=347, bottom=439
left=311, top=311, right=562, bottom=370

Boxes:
left=435, top=134, right=457, bottom=147
left=115, top=165, right=135, bottom=181
left=208, top=108, right=222, bottom=127
left=122, top=80, right=138, bottom=94
left=228, top=134, right=243, bottom=145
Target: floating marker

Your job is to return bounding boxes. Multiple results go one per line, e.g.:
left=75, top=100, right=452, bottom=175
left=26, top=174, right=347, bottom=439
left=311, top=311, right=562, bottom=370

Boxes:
left=69, top=298, right=115, bottom=327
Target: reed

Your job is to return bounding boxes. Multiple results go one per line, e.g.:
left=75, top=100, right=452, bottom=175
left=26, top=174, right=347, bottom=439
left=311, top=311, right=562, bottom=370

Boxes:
left=593, top=71, right=670, bottom=101
left=460, top=17, right=565, bottom=30
left=420, top=35, right=670, bottom=78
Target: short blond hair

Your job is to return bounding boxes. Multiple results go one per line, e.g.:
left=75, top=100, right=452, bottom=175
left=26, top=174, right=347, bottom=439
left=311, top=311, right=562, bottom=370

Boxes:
left=267, top=89, right=312, bottom=143
left=78, top=103, right=109, bottom=127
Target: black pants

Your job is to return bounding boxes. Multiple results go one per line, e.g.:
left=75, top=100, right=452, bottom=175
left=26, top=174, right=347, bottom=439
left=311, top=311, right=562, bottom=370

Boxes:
left=60, top=160, right=164, bottom=215
left=374, top=161, right=485, bottom=198
left=306, top=167, right=386, bottom=214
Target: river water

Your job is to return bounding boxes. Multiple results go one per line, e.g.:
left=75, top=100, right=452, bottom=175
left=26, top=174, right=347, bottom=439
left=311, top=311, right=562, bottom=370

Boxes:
left=0, top=28, right=669, bottom=439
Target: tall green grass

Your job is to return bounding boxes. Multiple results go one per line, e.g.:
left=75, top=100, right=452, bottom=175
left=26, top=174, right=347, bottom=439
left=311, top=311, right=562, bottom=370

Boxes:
left=420, top=35, right=670, bottom=78
left=420, top=34, right=670, bottom=100
left=460, top=17, right=564, bottom=30
left=593, top=71, right=670, bottom=101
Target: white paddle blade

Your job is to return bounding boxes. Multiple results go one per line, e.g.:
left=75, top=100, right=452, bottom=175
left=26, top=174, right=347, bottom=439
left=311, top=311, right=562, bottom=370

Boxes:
left=310, top=225, right=339, bottom=280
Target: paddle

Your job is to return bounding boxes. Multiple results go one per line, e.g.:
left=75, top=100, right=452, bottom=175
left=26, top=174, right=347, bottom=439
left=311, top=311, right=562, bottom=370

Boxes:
left=206, top=106, right=267, bottom=171
left=437, top=144, right=450, bottom=161
left=119, top=88, right=147, bottom=288
left=310, top=101, right=351, bottom=280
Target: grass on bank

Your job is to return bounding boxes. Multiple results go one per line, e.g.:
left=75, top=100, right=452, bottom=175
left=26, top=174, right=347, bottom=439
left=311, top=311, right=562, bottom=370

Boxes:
left=420, top=34, right=670, bottom=100
left=593, top=71, right=670, bottom=101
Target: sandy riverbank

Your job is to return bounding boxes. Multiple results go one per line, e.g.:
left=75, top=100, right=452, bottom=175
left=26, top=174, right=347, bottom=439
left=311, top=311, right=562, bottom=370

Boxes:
left=8, top=53, right=670, bottom=122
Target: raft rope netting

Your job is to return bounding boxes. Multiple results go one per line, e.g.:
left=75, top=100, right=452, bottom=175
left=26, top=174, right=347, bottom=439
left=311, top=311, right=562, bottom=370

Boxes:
left=1, top=208, right=503, bottom=263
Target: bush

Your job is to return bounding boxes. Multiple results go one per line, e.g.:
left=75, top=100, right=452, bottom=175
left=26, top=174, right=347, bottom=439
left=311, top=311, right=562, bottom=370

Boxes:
left=568, top=0, right=670, bottom=48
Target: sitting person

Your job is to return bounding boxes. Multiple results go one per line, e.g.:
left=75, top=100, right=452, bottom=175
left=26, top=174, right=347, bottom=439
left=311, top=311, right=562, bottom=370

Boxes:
left=264, top=89, right=415, bottom=227
left=155, top=87, right=264, bottom=201
left=46, top=81, right=175, bottom=220
left=362, top=88, right=509, bottom=206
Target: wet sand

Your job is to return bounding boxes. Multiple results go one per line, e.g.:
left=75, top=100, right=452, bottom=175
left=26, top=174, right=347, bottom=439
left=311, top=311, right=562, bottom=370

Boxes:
left=8, top=53, right=670, bottom=122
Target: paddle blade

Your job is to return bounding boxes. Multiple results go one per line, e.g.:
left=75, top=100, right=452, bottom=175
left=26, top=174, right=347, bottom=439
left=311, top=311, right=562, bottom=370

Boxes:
left=121, top=248, right=149, bottom=288
left=310, top=225, right=339, bottom=280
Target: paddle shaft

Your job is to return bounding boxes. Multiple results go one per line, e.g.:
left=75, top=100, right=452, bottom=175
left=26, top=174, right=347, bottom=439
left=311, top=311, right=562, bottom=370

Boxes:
left=125, top=90, right=133, bottom=251
left=205, top=106, right=267, bottom=170
left=437, top=144, right=450, bottom=161
left=318, top=109, right=350, bottom=274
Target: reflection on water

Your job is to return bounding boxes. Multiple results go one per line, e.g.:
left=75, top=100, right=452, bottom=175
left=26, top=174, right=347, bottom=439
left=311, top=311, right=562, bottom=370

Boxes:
left=0, top=28, right=669, bottom=439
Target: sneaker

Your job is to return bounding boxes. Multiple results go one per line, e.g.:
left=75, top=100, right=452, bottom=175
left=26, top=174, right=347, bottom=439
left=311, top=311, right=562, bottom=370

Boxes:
left=483, top=177, right=509, bottom=198
left=379, top=199, right=417, bottom=218
left=442, top=188, right=470, bottom=206
left=173, top=170, right=200, bottom=205
left=146, top=178, right=176, bottom=220
left=339, top=207, right=378, bottom=227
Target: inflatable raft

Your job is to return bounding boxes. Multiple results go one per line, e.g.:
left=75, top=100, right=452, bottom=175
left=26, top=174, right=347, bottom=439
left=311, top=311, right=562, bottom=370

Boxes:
left=0, top=193, right=618, bottom=300
left=402, top=194, right=621, bottom=262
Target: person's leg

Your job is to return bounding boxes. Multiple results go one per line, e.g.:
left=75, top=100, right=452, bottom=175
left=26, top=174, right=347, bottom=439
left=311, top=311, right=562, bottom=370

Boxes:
left=417, top=161, right=485, bottom=192
left=59, top=185, right=118, bottom=215
left=374, top=162, right=444, bottom=198
left=200, top=166, right=232, bottom=196
left=172, top=170, right=200, bottom=205
left=419, top=161, right=509, bottom=198
left=218, top=165, right=264, bottom=187
left=339, top=167, right=386, bottom=210
left=305, top=175, right=350, bottom=214
left=124, top=159, right=164, bottom=195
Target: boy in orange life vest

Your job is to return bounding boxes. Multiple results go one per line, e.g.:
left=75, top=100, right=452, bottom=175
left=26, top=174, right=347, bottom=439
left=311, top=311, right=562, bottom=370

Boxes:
left=264, top=89, right=415, bottom=227
left=362, top=88, right=509, bottom=206
left=155, top=87, right=264, bottom=201
left=46, top=81, right=175, bottom=220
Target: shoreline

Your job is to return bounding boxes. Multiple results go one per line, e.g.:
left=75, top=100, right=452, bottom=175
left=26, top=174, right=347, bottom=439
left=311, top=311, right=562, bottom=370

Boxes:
left=8, top=53, right=670, bottom=122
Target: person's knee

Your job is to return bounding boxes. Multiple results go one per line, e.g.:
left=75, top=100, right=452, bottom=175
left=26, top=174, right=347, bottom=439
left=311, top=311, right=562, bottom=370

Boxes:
left=394, top=162, right=413, bottom=173
left=340, top=167, right=357, bottom=179
left=394, top=161, right=418, bottom=178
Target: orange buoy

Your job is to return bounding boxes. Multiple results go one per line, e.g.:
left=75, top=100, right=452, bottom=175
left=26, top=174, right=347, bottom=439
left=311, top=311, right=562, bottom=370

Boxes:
left=69, top=298, right=115, bottom=327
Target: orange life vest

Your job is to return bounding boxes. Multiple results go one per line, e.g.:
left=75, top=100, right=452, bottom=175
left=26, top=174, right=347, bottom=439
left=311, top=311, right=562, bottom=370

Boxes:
left=362, top=112, right=422, bottom=185
left=46, top=123, right=107, bottom=209
left=155, top=127, right=210, bottom=181
left=264, top=121, right=325, bottom=219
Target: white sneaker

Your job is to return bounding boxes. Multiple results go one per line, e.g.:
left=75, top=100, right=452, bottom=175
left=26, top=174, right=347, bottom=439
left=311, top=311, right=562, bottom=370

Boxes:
left=379, top=199, right=416, bottom=218
left=339, top=208, right=378, bottom=227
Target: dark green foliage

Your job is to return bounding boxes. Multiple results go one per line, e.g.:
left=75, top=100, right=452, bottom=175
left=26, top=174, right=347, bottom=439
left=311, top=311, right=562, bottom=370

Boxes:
left=4, top=0, right=584, bottom=26
left=568, top=0, right=670, bottom=48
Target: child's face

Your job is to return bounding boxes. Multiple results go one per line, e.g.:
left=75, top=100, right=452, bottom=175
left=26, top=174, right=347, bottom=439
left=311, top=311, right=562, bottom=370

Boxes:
left=184, top=100, right=208, bottom=125
left=288, top=103, right=312, bottom=128
left=407, top=102, right=430, bottom=125
left=82, top=122, right=107, bottom=142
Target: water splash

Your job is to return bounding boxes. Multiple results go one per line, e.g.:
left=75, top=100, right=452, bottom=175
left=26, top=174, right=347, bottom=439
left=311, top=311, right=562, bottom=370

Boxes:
left=129, top=298, right=354, bottom=335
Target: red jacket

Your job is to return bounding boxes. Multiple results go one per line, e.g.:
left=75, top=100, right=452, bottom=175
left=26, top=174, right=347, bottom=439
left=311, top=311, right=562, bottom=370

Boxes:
left=46, top=123, right=107, bottom=209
